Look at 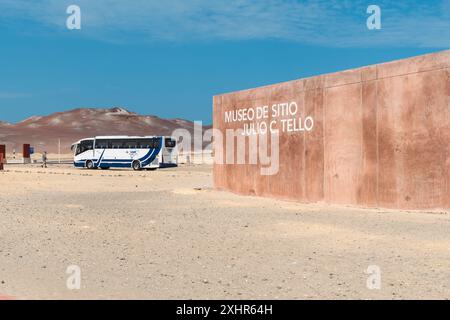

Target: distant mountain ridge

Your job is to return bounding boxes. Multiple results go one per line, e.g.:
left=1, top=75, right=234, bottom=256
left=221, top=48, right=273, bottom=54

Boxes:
left=0, top=107, right=210, bottom=154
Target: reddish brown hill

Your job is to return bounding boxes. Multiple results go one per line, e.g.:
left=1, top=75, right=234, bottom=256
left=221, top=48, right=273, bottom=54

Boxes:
left=0, top=107, right=210, bottom=154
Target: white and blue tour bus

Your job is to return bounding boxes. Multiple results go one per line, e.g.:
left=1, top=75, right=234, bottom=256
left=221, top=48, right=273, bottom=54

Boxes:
left=71, top=136, right=177, bottom=170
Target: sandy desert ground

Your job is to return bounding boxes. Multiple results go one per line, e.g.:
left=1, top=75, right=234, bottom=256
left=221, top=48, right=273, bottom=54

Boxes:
left=0, top=163, right=449, bottom=300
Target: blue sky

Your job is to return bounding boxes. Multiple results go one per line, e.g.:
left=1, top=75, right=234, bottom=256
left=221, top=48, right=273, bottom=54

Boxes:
left=0, top=0, right=449, bottom=124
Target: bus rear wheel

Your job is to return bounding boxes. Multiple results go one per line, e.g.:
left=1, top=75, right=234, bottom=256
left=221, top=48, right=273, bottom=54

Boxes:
left=132, top=160, right=141, bottom=171
left=86, top=160, right=94, bottom=169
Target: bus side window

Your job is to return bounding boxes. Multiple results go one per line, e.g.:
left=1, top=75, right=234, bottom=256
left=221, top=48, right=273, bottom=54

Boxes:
left=152, top=138, right=161, bottom=148
left=83, top=140, right=94, bottom=151
left=124, top=140, right=137, bottom=149
left=95, top=139, right=108, bottom=149
left=165, top=138, right=176, bottom=148
left=110, top=140, right=123, bottom=149
left=138, top=139, right=151, bottom=149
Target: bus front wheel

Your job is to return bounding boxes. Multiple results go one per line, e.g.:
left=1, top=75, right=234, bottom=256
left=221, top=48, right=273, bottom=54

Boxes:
left=132, top=160, right=141, bottom=171
left=86, top=160, right=95, bottom=169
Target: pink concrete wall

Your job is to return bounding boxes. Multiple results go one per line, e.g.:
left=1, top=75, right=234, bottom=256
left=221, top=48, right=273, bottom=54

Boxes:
left=213, top=50, right=450, bottom=211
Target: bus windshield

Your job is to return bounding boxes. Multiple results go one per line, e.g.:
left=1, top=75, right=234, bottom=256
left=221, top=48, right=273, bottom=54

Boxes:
left=71, top=144, right=78, bottom=155
left=75, top=140, right=94, bottom=155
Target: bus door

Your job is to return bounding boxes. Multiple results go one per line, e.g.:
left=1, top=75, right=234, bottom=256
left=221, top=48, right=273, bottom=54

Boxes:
left=94, top=139, right=108, bottom=162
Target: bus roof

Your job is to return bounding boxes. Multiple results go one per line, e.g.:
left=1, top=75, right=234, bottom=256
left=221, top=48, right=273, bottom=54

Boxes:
left=94, top=135, right=160, bottom=139
left=73, top=135, right=174, bottom=144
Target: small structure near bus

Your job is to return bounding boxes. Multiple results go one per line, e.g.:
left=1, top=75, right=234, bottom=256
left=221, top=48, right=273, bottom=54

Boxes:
left=71, top=136, right=178, bottom=170
left=213, top=50, right=450, bottom=211
left=0, top=144, right=34, bottom=165
left=0, top=145, right=5, bottom=166
left=23, top=143, right=31, bottom=164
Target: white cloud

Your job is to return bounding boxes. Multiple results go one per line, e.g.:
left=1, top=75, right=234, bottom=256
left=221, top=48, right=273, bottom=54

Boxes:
left=0, top=0, right=449, bottom=47
left=0, top=91, right=30, bottom=99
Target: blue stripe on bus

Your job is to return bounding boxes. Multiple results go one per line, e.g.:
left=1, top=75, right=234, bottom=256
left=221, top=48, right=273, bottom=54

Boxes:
left=99, top=162, right=134, bottom=168
left=141, top=145, right=161, bottom=167
left=94, top=150, right=106, bottom=168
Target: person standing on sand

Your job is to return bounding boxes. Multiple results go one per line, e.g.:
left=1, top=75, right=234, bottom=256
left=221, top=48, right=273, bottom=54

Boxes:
left=42, top=151, right=48, bottom=168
